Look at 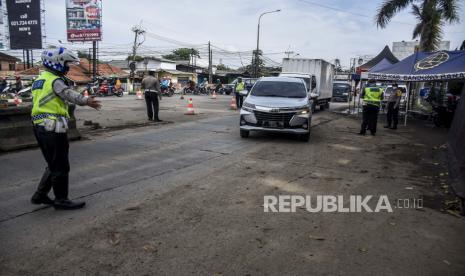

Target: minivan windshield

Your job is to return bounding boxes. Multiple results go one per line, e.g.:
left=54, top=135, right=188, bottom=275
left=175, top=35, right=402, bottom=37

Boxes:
left=250, top=81, right=307, bottom=98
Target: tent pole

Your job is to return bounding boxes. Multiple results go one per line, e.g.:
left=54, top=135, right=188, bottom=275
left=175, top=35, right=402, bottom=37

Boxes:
left=356, top=80, right=363, bottom=117
left=404, top=82, right=410, bottom=126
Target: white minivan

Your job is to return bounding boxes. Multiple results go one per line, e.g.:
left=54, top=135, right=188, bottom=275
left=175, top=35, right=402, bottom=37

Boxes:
left=239, top=77, right=312, bottom=142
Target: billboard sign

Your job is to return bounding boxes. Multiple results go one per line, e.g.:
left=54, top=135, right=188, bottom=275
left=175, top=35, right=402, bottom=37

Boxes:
left=5, top=0, right=43, bottom=49
left=0, top=1, right=4, bottom=50
left=66, top=0, right=102, bottom=42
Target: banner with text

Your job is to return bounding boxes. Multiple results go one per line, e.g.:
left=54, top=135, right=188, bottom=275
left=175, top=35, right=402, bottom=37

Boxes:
left=6, top=0, right=43, bottom=49
left=0, top=1, right=4, bottom=49
left=66, top=0, right=102, bottom=42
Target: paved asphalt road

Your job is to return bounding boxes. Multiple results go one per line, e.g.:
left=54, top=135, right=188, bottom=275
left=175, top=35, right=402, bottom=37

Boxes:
left=1, top=101, right=464, bottom=275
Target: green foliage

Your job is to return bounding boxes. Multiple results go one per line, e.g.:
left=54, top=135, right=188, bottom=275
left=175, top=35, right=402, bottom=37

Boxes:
left=162, top=48, right=200, bottom=61
left=126, top=55, right=144, bottom=62
left=216, top=64, right=231, bottom=71
left=77, top=51, right=91, bottom=60
left=375, top=0, right=460, bottom=51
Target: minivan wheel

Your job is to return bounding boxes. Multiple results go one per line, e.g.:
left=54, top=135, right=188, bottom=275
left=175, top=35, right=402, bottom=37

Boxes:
left=299, top=132, right=310, bottom=142
left=240, top=129, right=249, bottom=138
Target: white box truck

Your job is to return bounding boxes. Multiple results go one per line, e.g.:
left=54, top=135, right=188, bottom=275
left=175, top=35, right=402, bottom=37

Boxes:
left=280, top=58, right=334, bottom=111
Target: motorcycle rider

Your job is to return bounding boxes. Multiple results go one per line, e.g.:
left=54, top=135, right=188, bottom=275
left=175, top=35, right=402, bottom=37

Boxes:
left=30, top=47, right=101, bottom=210
left=160, top=76, right=171, bottom=94
left=199, top=77, right=208, bottom=93
left=215, top=79, right=222, bottom=94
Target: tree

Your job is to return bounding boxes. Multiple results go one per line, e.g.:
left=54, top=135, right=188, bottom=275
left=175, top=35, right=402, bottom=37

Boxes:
left=376, top=0, right=460, bottom=51
left=78, top=51, right=91, bottom=60
left=216, top=64, right=231, bottom=71
left=162, top=48, right=200, bottom=61
left=126, top=55, right=144, bottom=62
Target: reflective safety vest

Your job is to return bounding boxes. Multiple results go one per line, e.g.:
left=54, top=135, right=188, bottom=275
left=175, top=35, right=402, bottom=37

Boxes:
left=363, top=87, right=383, bottom=106
left=235, top=82, right=245, bottom=92
left=31, top=71, right=69, bottom=124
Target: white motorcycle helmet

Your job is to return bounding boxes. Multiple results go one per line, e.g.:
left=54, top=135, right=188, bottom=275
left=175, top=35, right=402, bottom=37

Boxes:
left=41, top=47, right=79, bottom=74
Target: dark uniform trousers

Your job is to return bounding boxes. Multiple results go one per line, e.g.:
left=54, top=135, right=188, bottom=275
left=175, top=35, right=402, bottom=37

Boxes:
left=361, top=104, right=380, bottom=134
left=235, top=92, right=243, bottom=108
left=33, top=125, right=70, bottom=200
left=145, top=91, right=160, bottom=120
left=386, top=102, right=399, bottom=128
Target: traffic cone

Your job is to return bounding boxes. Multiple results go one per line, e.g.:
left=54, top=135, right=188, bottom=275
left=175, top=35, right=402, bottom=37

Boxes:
left=185, top=98, right=196, bottom=115
left=136, top=90, right=143, bottom=100
left=83, top=90, right=89, bottom=97
left=230, top=96, right=237, bottom=110
left=211, top=91, right=217, bottom=99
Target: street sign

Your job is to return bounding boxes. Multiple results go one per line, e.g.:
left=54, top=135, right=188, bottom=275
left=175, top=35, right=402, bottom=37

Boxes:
left=5, top=0, right=43, bottom=49
left=129, top=61, right=136, bottom=72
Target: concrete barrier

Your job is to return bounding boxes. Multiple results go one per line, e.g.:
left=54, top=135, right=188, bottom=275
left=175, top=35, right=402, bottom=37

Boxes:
left=0, top=104, right=81, bottom=152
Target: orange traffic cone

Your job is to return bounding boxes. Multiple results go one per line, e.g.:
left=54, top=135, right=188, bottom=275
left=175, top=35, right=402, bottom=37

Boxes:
left=230, top=96, right=237, bottom=110
left=136, top=90, right=143, bottom=100
left=185, top=98, right=196, bottom=115
left=83, top=90, right=89, bottom=97
left=211, top=91, right=217, bottom=99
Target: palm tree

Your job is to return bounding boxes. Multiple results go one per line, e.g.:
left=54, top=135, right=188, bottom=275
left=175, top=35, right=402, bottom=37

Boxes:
left=376, top=0, right=460, bottom=51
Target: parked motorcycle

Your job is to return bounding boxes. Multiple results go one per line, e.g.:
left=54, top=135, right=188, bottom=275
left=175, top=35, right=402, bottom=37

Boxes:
left=431, top=93, right=459, bottom=128
left=96, top=82, right=123, bottom=97
left=183, top=80, right=198, bottom=95
left=161, top=86, right=175, bottom=97
left=84, top=80, right=100, bottom=96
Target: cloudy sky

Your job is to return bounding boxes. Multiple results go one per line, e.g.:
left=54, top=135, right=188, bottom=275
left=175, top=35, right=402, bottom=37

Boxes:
left=13, top=0, right=465, bottom=68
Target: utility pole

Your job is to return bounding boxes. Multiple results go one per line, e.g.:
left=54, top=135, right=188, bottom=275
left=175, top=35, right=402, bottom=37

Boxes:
left=92, top=41, right=97, bottom=81
left=131, top=26, right=145, bottom=62
left=208, top=41, right=212, bottom=83
left=284, top=50, right=294, bottom=59
left=130, top=25, right=145, bottom=92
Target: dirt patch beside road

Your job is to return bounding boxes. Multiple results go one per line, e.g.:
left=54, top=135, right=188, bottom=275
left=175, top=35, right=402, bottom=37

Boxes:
left=75, top=94, right=234, bottom=135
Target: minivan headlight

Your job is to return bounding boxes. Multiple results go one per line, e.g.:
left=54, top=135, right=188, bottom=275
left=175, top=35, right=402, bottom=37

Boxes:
left=242, top=102, right=255, bottom=112
left=296, top=108, right=310, bottom=115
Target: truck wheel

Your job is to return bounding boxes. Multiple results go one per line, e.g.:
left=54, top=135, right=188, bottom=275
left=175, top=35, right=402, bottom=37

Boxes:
left=299, top=132, right=310, bottom=142
left=320, top=104, right=325, bottom=111
left=240, top=129, right=249, bottom=138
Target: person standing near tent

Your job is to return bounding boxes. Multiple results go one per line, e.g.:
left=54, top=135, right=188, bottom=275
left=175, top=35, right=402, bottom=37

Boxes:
left=384, top=84, right=402, bottom=129
left=359, top=80, right=383, bottom=135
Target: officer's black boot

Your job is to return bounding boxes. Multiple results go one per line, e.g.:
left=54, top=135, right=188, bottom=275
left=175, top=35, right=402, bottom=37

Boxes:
left=31, top=192, right=54, bottom=205
left=53, top=199, right=86, bottom=210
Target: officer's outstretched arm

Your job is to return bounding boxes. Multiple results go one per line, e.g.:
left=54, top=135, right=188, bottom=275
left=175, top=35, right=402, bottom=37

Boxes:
left=53, top=79, right=101, bottom=110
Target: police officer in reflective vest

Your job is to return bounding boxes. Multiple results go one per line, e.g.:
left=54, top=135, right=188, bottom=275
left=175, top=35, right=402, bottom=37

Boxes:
left=30, top=47, right=101, bottom=210
left=235, top=77, right=245, bottom=108
left=359, top=80, right=383, bottom=136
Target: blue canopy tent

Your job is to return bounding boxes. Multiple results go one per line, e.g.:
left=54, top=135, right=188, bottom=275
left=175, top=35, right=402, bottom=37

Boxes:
left=367, top=58, right=395, bottom=73
left=367, top=50, right=465, bottom=125
left=368, top=50, right=465, bottom=81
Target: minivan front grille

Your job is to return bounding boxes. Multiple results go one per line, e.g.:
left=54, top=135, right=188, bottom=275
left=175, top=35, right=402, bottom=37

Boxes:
left=253, top=110, right=296, bottom=128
